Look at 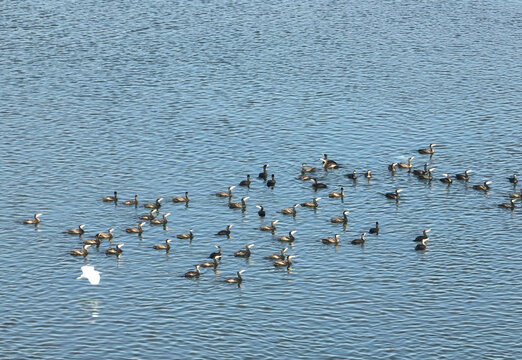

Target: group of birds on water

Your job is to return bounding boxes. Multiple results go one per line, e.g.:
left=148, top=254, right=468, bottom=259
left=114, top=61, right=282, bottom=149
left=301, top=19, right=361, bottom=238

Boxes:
left=23, top=144, right=520, bottom=286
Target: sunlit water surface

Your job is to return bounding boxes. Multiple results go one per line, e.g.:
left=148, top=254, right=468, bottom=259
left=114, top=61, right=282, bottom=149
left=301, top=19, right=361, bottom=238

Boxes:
left=1, top=0, right=521, bottom=359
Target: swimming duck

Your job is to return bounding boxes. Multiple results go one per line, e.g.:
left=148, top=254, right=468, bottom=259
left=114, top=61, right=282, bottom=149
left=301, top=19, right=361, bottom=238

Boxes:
left=267, top=174, right=276, bottom=187
left=414, top=228, right=431, bottom=242
left=184, top=265, right=201, bottom=278
left=472, top=180, right=492, bottom=192
left=301, top=163, right=316, bottom=173
left=68, top=224, right=86, bottom=235
left=417, top=168, right=435, bottom=180
left=321, top=154, right=339, bottom=169
left=258, top=164, right=269, bottom=179
left=384, top=189, right=402, bottom=200
left=508, top=174, right=518, bottom=184
left=279, top=204, right=300, bottom=216
left=418, top=144, right=436, bottom=155
left=388, top=163, right=398, bottom=173
left=413, top=163, right=429, bottom=176
left=122, top=195, right=138, bottom=206
left=215, top=186, right=235, bottom=198
left=152, top=239, right=172, bottom=251
left=455, top=170, right=472, bottom=181
left=322, top=234, right=340, bottom=245
left=96, top=228, right=114, bottom=240
left=268, top=248, right=287, bottom=260
left=228, top=196, right=249, bottom=210
left=150, top=212, right=170, bottom=225
left=259, top=220, right=278, bottom=232
left=498, top=199, right=516, bottom=210
left=144, top=197, right=163, bottom=209
left=509, top=188, right=522, bottom=199
left=234, top=243, right=254, bottom=258
left=139, top=209, right=157, bottom=220
left=310, top=178, right=327, bottom=189
left=330, top=210, right=349, bottom=224
left=126, top=222, right=146, bottom=234
left=351, top=233, right=366, bottom=245
left=415, top=238, right=428, bottom=251
left=70, top=244, right=90, bottom=257
left=239, top=175, right=251, bottom=187
left=172, top=192, right=189, bottom=203
left=200, top=255, right=221, bottom=268
left=106, top=243, right=124, bottom=255
left=256, top=205, right=266, bottom=217
left=301, top=197, right=321, bottom=208
left=277, top=230, right=297, bottom=242
left=346, top=170, right=357, bottom=180
left=23, top=213, right=42, bottom=224
left=84, top=234, right=103, bottom=247
left=209, top=245, right=222, bottom=259
left=217, top=224, right=233, bottom=236
left=176, top=229, right=194, bottom=240
left=397, top=156, right=414, bottom=169
left=102, top=191, right=118, bottom=202
left=439, top=173, right=453, bottom=184
left=225, top=270, right=245, bottom=284
left=369, top=222, right=379, bottom=234
left=274, top=255, right=296, bottom=267
left=328, top=187, right=344, bottom=199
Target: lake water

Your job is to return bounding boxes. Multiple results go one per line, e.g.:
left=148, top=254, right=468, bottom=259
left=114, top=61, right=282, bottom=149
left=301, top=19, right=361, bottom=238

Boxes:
left=1, top=0, right=521, bottom=358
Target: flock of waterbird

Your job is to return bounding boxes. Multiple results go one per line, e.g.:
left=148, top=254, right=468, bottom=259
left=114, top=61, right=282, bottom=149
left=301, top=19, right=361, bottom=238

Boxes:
left=23, top=144, right=520, bottom=286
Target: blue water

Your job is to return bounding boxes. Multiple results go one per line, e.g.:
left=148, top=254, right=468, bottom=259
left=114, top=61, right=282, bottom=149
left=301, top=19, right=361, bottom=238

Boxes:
left=1, top=0, right=521, bottom=359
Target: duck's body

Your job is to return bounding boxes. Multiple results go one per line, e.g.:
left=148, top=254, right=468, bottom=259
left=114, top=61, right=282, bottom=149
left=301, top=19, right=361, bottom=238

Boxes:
left=279, top=204, right=299, bottom=216
left=321, top=154, right=339, bottom=169
left=310, top=178, right=327, bottom=189
left=126, top=222, right=145, bottom=234
left=498, top=199, right=516, bottom=209
left=234, top=243, right=254, bottom=258
left=144, top=197, right=163, bottom=209
left=329, top=187, right=344, bottom=198
left=346, top=170, right=357, bottom=180
left=106, top=243, right=124, bottom=255
left=209, top=245, right=222, bottom=259
left=70, top=244, right=90, bottom=257
left=268, top=248, right=287, bottom=260
left=369, top=222, right=379, bottom=234
left=455, top=170, right=472, bottom=181
left=351, top=233, right=366, bottom=245
left=473, top=180, right=492, bottom=192
left=364, top=170, right=372, bottom=179
left=277, top=230, right=297, bottom=242
left=301, top=163, right=316, bottom=173
left=102, top=191, right=118, bottom=202
left=215, top=186, right=235, bottom=198
left=139, top=209, right=157, bottom=220
left=226, top=270, right=245, bottom=284
left=259, top=220, right=278, bottom=232
left=150, top=212, right=170, bottom=225
left=414, top=228, right=431, bottom=242
left=217, top=224, right=233, bottom=236
left=330, top=210, right=349, bottom=224
left=274, top=255, right=296, bottom=267
left=418, top=144, right=436, bottom=155
left=84, top=234, right=103, bottom=247
left=415, top=238, right=428, bottom=251
left=184, top=265, right=201, bottom=278
left=239, top=174, right=251, bottom=187
left=200, top=255, right=221, bottom=268
left=439, top=173, right=453, bottom=184
left=256, top=205, right=266, bottom=217
left=172, top=192, right=189, bottom=203
left=123, top=195, right=138, bottom=206
left=228, top=196, right=249, bottom=210
left=23, top=213, right=42, bottom=224
left=397, top=157, right=414, bottom=169
left=417, top=168, right=435, bottom=180
left=267, top=174, right=276, bottom=187
left=152, top=239, right=172, bottom=251
left=96, top=228, right=114, bottom=240
left=322, top=234, right=340, bottom=245
left=301, top=197, right=321, bottom=208
left=68, top=224, right=86, bottom=235
left=509, top=188, right=522, bottom=199
left=413, top=163, right=429, bottom=176
left=176, top=229, right=194, bottom=240
left=384, top=189, right=402, bottom=200
left=508, top=174, right=518, bottom=184
left=258, top=164, right=269, bottom=180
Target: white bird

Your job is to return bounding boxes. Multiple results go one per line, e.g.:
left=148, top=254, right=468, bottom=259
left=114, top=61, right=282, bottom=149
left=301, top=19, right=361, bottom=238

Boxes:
left=77, top=265, right=101, bottom=285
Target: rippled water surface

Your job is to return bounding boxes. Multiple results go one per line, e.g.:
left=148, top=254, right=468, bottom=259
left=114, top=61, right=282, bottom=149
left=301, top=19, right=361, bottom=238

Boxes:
left=1, top=0, right=521, bottom=359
